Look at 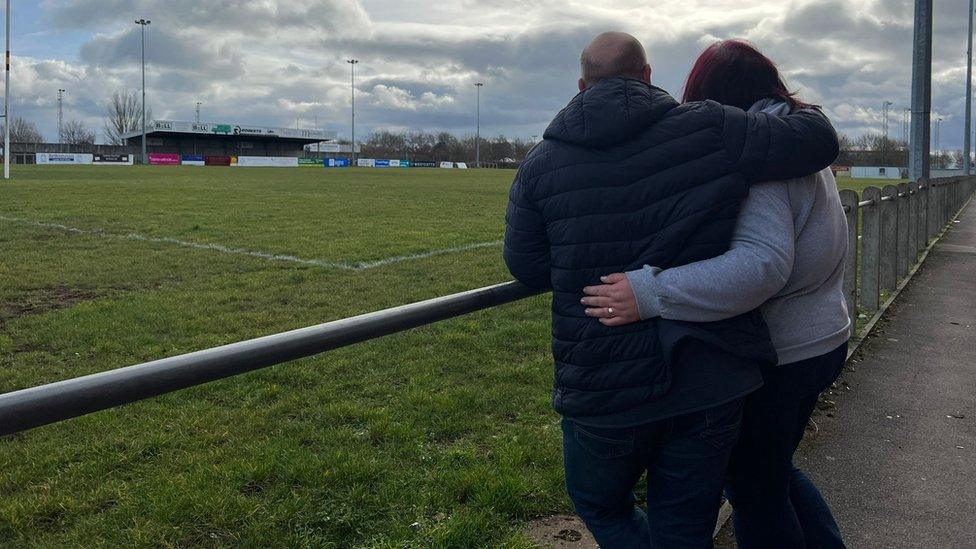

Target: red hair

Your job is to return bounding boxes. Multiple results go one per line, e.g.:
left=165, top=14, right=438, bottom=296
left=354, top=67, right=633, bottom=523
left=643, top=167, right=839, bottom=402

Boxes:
left=682, top=39, right=810, bottom=110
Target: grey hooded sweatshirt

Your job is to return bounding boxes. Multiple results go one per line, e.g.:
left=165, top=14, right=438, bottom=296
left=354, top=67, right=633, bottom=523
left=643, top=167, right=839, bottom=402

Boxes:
left=625, top=100, right=851, bottom=365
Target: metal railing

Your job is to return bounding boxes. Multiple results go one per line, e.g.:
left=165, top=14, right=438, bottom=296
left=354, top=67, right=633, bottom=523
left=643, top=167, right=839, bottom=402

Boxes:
left=1, top=177, right=974, bottom=437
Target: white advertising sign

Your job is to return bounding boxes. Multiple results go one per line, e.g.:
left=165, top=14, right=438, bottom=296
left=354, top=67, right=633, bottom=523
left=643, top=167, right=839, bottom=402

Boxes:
left=182, top=160, right=205, bottom=166
left=388, top=159, right=401, bottom=167
left=456, top=162, right=468, bottom=169
left=439, top=161, right=455, bottom=169
left=235, top=156, right=300, bottom=167
left=36, top=153, right=94, bottom=165
left=357, top=158, right=375, bottom=167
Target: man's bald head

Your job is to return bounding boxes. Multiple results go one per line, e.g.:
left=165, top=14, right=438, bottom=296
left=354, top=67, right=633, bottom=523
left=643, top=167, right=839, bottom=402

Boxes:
left=580, top=32, right=650, bottom=90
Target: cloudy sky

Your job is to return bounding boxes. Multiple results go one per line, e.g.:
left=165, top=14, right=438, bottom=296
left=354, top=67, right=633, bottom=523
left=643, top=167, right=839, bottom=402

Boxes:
left=7, top=0, right=976, bottom=148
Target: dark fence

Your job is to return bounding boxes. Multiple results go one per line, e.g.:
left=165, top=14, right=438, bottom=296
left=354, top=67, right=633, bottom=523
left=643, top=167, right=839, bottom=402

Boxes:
left=1, top=177, right=974, bottom=437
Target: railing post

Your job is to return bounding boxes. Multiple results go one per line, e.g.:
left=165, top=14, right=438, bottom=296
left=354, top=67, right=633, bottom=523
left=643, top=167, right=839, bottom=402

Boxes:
left=860, top=187, right=883, bottom=312
left=880, top=185, right=899, bottom=293
left=928, top=180, right=940, bottom=239
left=840, top=190, right=860, bottom=330
left=918, top=179, right=930, bottom=251
left=896, top=182, right=910, bottom=278
left=908, top=181, right=920, bottom=262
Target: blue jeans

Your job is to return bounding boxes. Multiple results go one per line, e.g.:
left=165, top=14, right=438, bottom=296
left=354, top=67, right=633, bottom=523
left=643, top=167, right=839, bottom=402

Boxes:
left=562, top=399, right=744, bottom=548
left=725, top=344, right=848, bottom=549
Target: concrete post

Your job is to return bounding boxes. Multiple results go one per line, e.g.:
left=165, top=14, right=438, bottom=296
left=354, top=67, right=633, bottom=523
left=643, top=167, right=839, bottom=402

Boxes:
left=880, top=185, right=899, bottom=293
left=861, top=187, right=883, bottom=312
left=896, top=182, right=911, bottom=278
left=840, top=190, right=860, bottom=329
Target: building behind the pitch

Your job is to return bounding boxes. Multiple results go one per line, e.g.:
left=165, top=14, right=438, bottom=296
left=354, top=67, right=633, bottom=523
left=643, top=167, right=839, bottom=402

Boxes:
left=121, top=120, right=338, bottom=157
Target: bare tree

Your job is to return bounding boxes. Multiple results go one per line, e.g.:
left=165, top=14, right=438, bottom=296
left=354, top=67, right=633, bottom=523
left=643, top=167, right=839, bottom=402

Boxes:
left=1, top=117, right=43, bottom=144
left=60, top=120, right=96, bottom=145
left=103, top=89, right=150, bottom=145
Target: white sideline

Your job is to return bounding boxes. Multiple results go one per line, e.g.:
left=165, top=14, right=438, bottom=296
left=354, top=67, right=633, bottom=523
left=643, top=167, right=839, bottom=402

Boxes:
left=0, top=215, right=502, bottom=271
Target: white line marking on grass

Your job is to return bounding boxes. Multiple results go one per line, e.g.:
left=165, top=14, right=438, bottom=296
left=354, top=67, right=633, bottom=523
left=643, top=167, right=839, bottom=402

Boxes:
left=351, top=240, right=503, bottom=269
left=0, top=215, right=501, bottom=271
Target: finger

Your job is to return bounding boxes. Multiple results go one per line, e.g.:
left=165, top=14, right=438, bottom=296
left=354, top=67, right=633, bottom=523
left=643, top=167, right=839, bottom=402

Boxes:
left=580, top=296, right=611, bottom=308
left=582, top=284, right=613, bottom=297
left=585, top=307, right=611, bottom=318
left=600, top=273, right=628, bottom=284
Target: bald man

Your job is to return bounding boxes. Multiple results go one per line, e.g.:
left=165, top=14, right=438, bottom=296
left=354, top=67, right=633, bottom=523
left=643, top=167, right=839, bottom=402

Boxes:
left=504, top=32, right=839, bottom=547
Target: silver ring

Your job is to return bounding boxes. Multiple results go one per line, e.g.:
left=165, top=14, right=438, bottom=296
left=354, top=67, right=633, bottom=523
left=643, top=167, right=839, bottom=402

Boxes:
left=608, top=307, right=615, bottom=318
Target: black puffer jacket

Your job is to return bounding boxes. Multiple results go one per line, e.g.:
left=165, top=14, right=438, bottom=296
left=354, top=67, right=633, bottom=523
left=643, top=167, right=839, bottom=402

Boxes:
left=504, top=78, right=839, bottom=420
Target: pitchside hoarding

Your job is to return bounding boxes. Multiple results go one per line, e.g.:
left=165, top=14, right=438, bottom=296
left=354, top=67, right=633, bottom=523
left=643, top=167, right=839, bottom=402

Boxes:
left=325, top=158, right=350, bottom=167
left=181, top=155, right=205, bottom=166
left=235, top=156, right=299, bottom=167
left=93, top=154, right=134, bottom=165
left=149, top=153, right=181, bottom=165
left=298, top=158, right=321, bottom=167
left=439, top=161, right=455, bottom=169
left=412, top=161, right=437, bottom=168
left=205, top=156, right=232, bottom=166
left=357, top=158, right=375, bottom=168
left=36, top=153, right=94, bottom=165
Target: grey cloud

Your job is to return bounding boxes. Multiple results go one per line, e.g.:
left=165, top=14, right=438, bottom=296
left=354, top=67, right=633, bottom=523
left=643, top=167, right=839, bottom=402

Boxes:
left=23, top=0, right=976, bottom=149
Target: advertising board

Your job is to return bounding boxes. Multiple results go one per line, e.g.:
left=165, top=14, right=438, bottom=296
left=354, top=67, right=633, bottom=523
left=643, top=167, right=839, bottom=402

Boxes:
left=439, top=161, right=455, bottom=169
left=205, top=156, right=232, bottom=166
left=325, top=158, right=350, bottom=167
left=298, top=158, right=321, bottom=167
left=235, top=156, right=299, bottom=167
left=181, top=154, right=205, bottom=166
left=398, top=160, right=411, bottom=168
left=374, top=159, right=391, bottom=168
left=92, top=154, right=134, bottom=166
left=357, top=158, right=376, bottom=168
left=456, top=162, right=469, bottom=169
left=36, top=153, right=94, bottom=165
left=412, top=161, right=437, bottom=168
left=149, top=153, right=181, bottom=165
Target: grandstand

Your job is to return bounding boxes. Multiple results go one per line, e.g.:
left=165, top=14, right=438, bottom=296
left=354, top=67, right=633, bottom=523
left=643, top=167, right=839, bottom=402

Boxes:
left=121, top=120, right=338, bottom=157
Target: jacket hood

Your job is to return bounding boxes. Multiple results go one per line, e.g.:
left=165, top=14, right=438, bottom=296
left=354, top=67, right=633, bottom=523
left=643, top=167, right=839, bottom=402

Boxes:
left=543, top=78, right=678, bottom=148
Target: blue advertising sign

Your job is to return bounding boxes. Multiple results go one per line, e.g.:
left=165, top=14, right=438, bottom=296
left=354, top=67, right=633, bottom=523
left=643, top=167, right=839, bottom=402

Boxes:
left=325, top=158, right=350, bottom=167
left=374, top=159, right=391, bottom=168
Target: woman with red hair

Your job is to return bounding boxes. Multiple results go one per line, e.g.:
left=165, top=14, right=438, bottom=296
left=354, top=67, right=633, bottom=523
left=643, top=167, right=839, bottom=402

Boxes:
left=583, top=40, right=849, bottom=548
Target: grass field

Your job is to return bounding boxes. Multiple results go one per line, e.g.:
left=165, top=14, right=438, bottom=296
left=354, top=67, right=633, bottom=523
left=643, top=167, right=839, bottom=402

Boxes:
left=0, top=167, right=897, bottom=547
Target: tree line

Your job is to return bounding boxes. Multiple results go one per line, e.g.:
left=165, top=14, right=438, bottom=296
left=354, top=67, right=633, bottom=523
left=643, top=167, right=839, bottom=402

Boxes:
left=836, top=133, right=959, bottom=170
left=349, top=131, right=536, bottom=163
left=1, top=89, right=149, bottom=146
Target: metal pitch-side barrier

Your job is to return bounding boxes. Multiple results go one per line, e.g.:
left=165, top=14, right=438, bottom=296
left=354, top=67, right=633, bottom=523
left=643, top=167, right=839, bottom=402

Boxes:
left=1, top=177, right=974, bottom=437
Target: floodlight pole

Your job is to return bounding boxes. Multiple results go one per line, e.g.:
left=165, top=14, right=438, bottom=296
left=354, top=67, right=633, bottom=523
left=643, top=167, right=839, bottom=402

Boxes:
left=136, top=18, right=151, bottom=165
left=909, top=0, right=932, bottom=182
left=965, top=0, right=974, bottom=174
left=3, top=0, right=9, bottom=180
left=195, top=101, right=201, bottom=123
left=347, top=59, right=358, bottom=165
left=57, top=89, right=65, bottom=152
left=474, top=82, right=483, bottom=168
left=882, top=100, right=892, bottom=166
